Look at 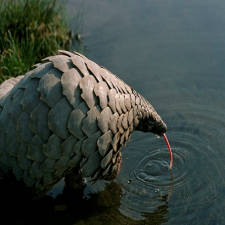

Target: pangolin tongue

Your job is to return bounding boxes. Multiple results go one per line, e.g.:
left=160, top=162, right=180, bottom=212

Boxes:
left=162, top=133, right=173, bottom=169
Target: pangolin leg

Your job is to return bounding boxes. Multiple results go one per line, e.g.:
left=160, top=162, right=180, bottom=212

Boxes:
left=64, top=168, right=85, bottom=192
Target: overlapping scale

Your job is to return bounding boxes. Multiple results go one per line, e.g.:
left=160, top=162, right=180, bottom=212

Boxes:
left=0, top=50, right=164, bottom=196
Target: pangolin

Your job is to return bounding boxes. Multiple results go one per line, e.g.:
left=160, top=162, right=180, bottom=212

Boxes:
left=0, top=50, right=167, bottom=196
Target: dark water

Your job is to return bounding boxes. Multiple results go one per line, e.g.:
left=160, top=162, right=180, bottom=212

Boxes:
left=65, top=1, right=225, bottom=224
left=3, top=0, right=225, bottom=224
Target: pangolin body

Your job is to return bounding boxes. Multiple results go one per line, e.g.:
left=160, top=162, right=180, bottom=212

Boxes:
left=0, top=51, right=166, bottom=196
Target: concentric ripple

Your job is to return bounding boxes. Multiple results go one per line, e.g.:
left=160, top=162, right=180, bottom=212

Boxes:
left=117, top=103, right=225, bottom=222
left=133, top=147, right=188, bottom=188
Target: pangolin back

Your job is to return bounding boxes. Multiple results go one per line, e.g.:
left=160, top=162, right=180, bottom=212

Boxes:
left=0, top=50, right=165, bottom=195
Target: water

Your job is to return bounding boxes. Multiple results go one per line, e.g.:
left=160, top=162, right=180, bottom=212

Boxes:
left=63, top=0, right=225, bottom=224
left=3, top=0, right=225, bottom=224
left=67, top=0, right=225, bottom=224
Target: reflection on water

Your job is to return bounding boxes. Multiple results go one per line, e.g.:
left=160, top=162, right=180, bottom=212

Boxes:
left=0, top=179, right=169, bottom=225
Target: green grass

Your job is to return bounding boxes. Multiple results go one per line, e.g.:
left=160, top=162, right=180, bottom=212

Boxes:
left=0, top=0, right=72, bottom=82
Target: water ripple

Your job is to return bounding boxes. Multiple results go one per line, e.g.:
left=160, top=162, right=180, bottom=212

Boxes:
left=133, top=147, right=188, bottom=188
left=118, top=103, right=225, bottom=221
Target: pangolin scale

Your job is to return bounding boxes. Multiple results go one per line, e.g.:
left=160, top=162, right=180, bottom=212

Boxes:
left=0, top=50, right=167, bottom=196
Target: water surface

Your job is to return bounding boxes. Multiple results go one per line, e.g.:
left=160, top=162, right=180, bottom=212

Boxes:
left=66, top=0, right=225, bottom=224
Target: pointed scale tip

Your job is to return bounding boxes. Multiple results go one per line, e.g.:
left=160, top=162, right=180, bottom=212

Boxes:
left=162, top=133, right=173, bottom=169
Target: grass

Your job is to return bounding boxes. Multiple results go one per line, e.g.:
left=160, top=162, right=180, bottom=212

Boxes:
left=0, top=0, right=72, bottom=83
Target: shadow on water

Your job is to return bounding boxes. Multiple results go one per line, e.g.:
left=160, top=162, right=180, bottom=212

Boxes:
left=0, top=177, right=170, bottom=225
